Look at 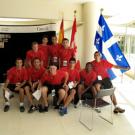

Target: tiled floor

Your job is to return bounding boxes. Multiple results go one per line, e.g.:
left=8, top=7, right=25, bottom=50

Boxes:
left=0, top=75, right=135, bottom=135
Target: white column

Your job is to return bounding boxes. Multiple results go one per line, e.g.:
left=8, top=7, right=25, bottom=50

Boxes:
left=82, top=2, right=99, bottom=66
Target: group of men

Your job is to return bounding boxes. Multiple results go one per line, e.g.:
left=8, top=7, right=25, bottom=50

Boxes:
left=3, top=35, right=129, bottom=116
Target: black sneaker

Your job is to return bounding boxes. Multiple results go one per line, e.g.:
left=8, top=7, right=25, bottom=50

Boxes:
left=4, top=105, right=10, bottom=112
left=74, top=105, right=77, bottom=108
left=95, top=108, right=101, bottom=113
left=34, top=105, right=39, bottom=111
left=20, top=106, right=25, bottom=112
left=9, top=94, right=14, bottom=99
left=44, top=106, right=48, bottom=112
left=38, top=105, right=44, bottom=113
left=113, top=107, right=125, bottom=114
left=54, top=105, right=59, bottom=109
left=28, top=105, right=36, bottom=113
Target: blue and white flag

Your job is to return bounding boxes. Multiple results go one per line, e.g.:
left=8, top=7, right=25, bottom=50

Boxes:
left=94, top=15, right=130, bottom=80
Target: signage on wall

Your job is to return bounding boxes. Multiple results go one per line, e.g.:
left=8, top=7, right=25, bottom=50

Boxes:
left=0, top=23, right=56, bottom=33
left=0, top=42, right=4, bottom=48
left=0, top=23, right=56, bottom=48
left=0, top=34, right=11, bottom=48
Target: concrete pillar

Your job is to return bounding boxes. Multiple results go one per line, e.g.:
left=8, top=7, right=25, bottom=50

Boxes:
left=82, top=2, right=99, bottom=66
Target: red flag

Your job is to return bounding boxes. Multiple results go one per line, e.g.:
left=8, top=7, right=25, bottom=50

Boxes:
left=58, top=19, right=64, bottom=45
left=70, top=17, right=77, bottom=52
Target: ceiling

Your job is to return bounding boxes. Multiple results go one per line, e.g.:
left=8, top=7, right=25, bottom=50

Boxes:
left=63, top=0, right=135, bottom=26
left=0, top=0, right=135, bottom=27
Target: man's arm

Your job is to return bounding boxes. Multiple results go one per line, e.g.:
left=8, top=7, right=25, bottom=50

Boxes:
left=3, top=79, right=10, bottom=90
left=19, top=81, right=27, bottom=87
left=113, top=65, right=130, bottom=70
left=63, top=72, right=69, bottom=86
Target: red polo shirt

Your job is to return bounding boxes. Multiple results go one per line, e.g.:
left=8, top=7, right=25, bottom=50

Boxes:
left=38, top=44, right=49, bottom=68
left=59, top=47, right=75, bottom=67
left=7, top=67, right=28, bottom=84
left=91, top=59, right=113, bottom=79
left=26, top=50, right=44, bottom=63
left=49, top=44, right=60, bottom=63
left=80, top=69, right=97, bottom=86
left=41, top=70, right=66, bottom=85
left=61, top=67, right=80, bottom=83
left=27, top=66, right=45, bottom=82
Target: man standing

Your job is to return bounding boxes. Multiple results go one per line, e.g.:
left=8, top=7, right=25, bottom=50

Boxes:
left=49, top=36, right=60, bottom=67
left=38, top=36, right=49, bottom=68
left=59, top=38, right=75, bottom=68
left=26, top=41, right=44, bottom=67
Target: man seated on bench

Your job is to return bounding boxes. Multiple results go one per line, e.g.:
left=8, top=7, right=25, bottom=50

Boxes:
left=3, top=58, right=28, bottom=112
left=74, top=62, right=98, bottom=107
left=24, top=57, right=46, bottom=113
left=39, top=63, right=68, bottom=112
left=91, top=51, right=129, bottom=114
left=59, top=57, right=80, bottom=116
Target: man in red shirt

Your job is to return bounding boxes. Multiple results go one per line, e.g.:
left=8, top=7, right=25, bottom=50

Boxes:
left=49, top=36, right=60, bottom=67
left=3, top=58, right=28, bottom=112
left=91, top=51, right=129, bottom=113
left=25, top=57, right=46, bottom=113
left=26, top=41, right=44, bottom=67
left=38, top=36, right=49, bottom=68
left=74, top=62, right=98, bottom=107
left=59, top=57, right=80, bottom=116
left=39, top=63, right=68, bottom=112
left=59, top=38, right=75, bottom=68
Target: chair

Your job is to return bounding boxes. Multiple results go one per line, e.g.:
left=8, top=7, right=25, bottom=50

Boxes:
left=79, top=87, right=115, bottom=131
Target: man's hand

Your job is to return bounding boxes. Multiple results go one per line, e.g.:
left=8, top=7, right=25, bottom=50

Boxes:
left=63, top=83, right=68, bottom=89
left=73, top=81, right=78, bottom=88
left=125, top=67, right=130, bottom=70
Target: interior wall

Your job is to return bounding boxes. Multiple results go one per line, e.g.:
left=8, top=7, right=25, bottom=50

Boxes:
left=0, top=0, right=82, bottom=21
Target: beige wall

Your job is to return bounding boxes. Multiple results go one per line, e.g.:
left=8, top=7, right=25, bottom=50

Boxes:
left=0, top=0, right=82, bottom=21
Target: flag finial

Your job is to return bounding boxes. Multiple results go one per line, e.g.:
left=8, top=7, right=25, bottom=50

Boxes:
left=74, top=10, right=77, bottom=17
left=100, top=8, right=104, bottom=15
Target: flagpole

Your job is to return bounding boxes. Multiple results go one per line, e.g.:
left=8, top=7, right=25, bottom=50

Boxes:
left=62, top=11, right=64, bottom=19
left=100, top=8, right=104, bottom=15
left=74, top=10, right=77, bottom=17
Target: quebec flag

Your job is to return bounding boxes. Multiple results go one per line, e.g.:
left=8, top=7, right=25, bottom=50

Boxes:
left=94, top=15, right=130, bottom=80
